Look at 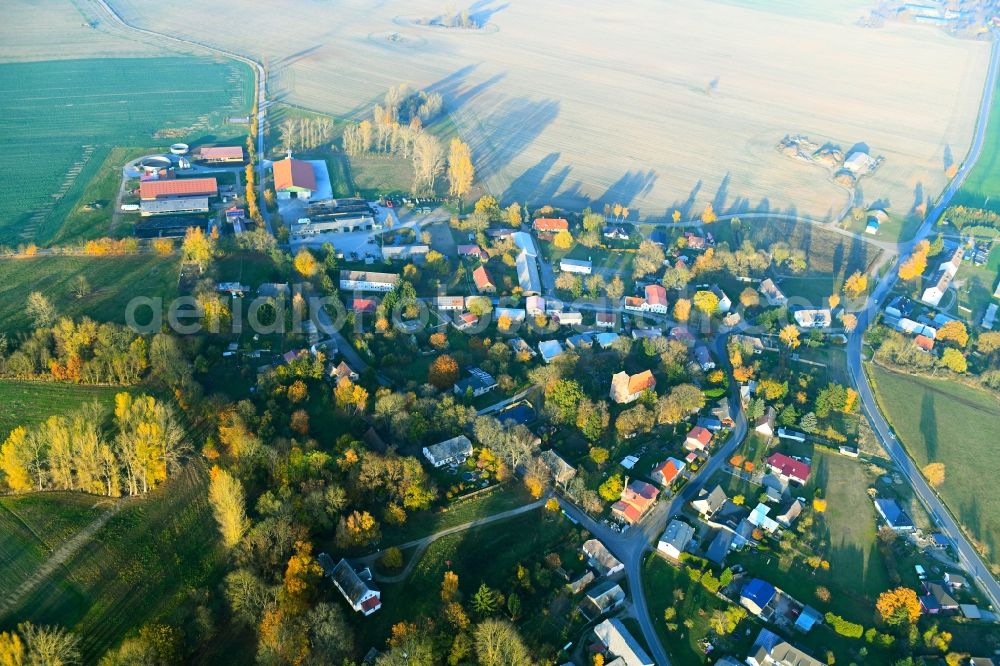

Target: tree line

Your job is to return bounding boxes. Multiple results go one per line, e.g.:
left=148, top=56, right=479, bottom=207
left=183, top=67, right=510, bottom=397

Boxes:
left=0, top=393, right=188, bottom=497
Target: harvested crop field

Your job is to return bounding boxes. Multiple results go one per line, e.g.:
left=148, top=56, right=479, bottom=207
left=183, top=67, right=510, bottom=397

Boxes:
left=0, top=57, right=252, bottom=245
left=110, top=0, right=987, bottom=233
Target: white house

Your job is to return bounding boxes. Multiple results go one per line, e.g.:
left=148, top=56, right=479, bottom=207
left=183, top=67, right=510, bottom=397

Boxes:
left=554, top=311, right=583, bottom=326
left=526, top=295, right=546, bottom=316
left=422, top=435, right=473, bottom=467
left=711, top=285, right=732, bottom=313
left=657, top=519, right=695, bottom=559
left=320, top=554, right=382, bottom=615
left=759, top=278, right=787, bottom=306
left=340, top=270, right=400, bottom=292
left=434, top=296, right=465, bottom=311
left=560, top=258, right=593, bottom=274
left=793, top=308, right=831, bottom=328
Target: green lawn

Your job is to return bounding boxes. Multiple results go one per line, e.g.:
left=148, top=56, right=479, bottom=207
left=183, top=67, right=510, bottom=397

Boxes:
left=0, top=57, right=252, bottom=245
left=347, top=154, right=417, bottom=198
left=868, top=364, right=1000, bottom=562
left=0, top=464, right=226, bottom=663
left=955, top=70, right=1000, bottom=213
left=353, top=509, right=579, bottom=657
left=0, top=380, right=123, bottom=440
left=214, top=252, right=286, bottom=288
left=0, top=255, right=179, bottom=333
left=642, top=556, right=756, bottom=665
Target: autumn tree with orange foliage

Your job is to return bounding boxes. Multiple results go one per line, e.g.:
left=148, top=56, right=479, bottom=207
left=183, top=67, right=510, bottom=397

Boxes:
left=428, top=354, right=459, bottom=389
left=701, top=203, right=717, bottom=223
left=898, top=240, right=930, bottom=281
left=876, top=587, right=922, bottom=625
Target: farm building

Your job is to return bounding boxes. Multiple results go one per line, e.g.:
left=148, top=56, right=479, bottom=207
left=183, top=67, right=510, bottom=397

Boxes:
left=516, top=251, right=542, bottom=295
left=594, top=619, right=654, bottom=666
left=921, top=245, right=964, bottom=307
left=273, top=155, right=317, bottom=199
left=139, top=197, right=209, bottom=216
left=139, top=177, right=218, bottom=201
left=339, top=270, right=399, bottom=292
left=133, top=216, right=206, bottom=239
left=196, top=145, right=244, bottom=163
left=511, top=231, right=539, bottom=257
left=582, top=539, right=624, bottom=576
left=560, top=258, right=593, bottom=274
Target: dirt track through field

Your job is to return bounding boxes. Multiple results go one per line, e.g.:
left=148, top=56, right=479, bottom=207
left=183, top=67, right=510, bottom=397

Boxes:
left=0, top=502, right=121, bottom=618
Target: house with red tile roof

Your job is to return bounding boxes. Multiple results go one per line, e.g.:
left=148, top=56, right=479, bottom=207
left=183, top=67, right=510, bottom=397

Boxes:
left=273, top=156, right=317, bottom=199
left=645, top=285, right=668, bottom=313
left=684, top=426, right=713, bottom=451
left=915, top=334, right=935, bottom=352
left=766, top=452, right=811, bottom=485
left=651, top=457, right=685, bottom=487
left=352, top=298, right=377, bottom=313
left=612, top=479, right=659, bottom=524
left=610, top=370, right=656, bottom=404
left=472, top=265, right=496, bottom=293
left=457, top=244, right=489, bottom=261
left=533, top=217, right=569, bottom=232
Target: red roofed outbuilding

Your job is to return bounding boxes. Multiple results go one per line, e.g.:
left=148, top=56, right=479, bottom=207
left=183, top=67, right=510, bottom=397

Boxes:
left=139, top=177, right=218, bottom=201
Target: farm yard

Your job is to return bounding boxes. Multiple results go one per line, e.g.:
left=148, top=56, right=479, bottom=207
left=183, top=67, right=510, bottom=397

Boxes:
left=868, top=364, right=1000, bottom=564
left=0, top=56, right=252, bottom=245
left=0, top=255, right=179, bottom=333
left=109, top=0, right=986, bottom=232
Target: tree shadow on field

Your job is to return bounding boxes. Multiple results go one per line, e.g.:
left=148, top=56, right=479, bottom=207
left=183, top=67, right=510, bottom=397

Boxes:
left=713, top=172, right=731, bottom=213
left=503, top=152, right=560, bottom=203
left=593, top=169, right=658, bottom=213
left=666, top=180, right=703, bottom=219
left=943, top=145, right=954, bottom=172
left=468, top=0, right=510, bottom=25
left=472, top=97, right=560, bottom=179
left=426, top=64, right=507, bottom=112
left=919, top=391, right=937, bottom=461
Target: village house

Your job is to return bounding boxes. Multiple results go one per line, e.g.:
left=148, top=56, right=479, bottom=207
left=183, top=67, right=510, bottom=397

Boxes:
left=533, top=217, right=569, bottom=233
left=434, top=296, right=465, bottom=311
left=610, top=369, right=656, bottom=404
left=554, top=311, right=583, bottom=326
left=457, top=244, right=489, bottom=261
left=538, top=340, right=565, bottom=364
left=922, top=244, right=965, bottom=307
left=741, top=578, right=777, bottom=618
left=526, top=295, right=546, bottom=316
left=495, top=307, right=526, bottom=324
left=453, top=368, right=497, bottom=397
left=472, top=265, right=496, bottom=293
left=691, top=485, right=728, bottom=518
left=873, top=498, right=915, bottom=532
left=793, top=308, right=832, bottom=328
left=657, top=519, right=695, bottom=559
left=593, top=619, right=654, bottom=666
left=541, top=449, right=576, bottom=487
left=645, top=284, right=669, bottom=313
left=759, top=278, right=787, bottom=306
left=694, top=345, right=715, bottom=371
left=453, top=311, right=480, bottom=330
left=320, top=554, right=381, bottom=616
left=921, top=582, right=959, bottom=614
left=711, top=285, right=732, bottom=312
left=651, top=457, right=685, bottom=487
left=684, top=426, right=713, bottom=452
left=339, top=270, right=400, bottom=292
left=746, top=628, right=823, bottom=666
left=611, top=479, right=659, bottom=524
left=755, top=407, right=777, bottom=438
left=604, top=226, right=630, bottom=240
left=328, top=360, right=359, bottom=384
left=581, top=580, right=626, bottom=619
left=352, top=298, right=377, bottom=314
left=684, top=232, right=707, bottom=250
left=732, top=334, right=766, bottom=354
left=766, top=452, right=811, bottom=484
left=422, top=435, right=473, bottom=467
left=596, top=311, right=616, bottom=328
left=582, top=538, right=624, bottom=576
left=508, top=337, right=533, bottom=356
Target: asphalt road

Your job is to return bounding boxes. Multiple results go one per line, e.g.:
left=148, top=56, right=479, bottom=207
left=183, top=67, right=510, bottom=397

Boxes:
left=846, top=34, right=1000, bottom=610
left=559, top=333, right=748, bottom=666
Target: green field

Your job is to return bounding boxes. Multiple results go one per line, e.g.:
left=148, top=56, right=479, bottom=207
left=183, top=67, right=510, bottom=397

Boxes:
left=868, top=364, right=1000, bottom=561
left=347, top=154, right=416, bottom=198
left=0, top=493, right=104, bottom=601
left=0, top=255, right=179, bottom=333
left=0, top=57, right=252, bottom=245
left=0, top=465, right=225, bottom=663
left=0, top=380, right=122, bottom=440
left=955, top=71, right=1000, bottom=212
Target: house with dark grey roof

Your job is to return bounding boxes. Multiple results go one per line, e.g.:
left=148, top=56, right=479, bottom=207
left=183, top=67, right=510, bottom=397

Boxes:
left=319, top=553, right=381, bottom=616
left=422, top=435, right=473, bottom=467
left=691, top=485, right=728, bottom=518
left=581, top=579, right=626, bottom=619
left=453, top=368, right=497, bottom=397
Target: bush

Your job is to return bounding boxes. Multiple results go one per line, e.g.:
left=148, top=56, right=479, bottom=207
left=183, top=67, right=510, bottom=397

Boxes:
left=824, top=612, right=864, bottom=639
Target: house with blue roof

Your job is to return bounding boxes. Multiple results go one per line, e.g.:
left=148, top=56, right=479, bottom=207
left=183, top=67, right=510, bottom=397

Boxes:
left=740, top=578, right=777, bottom=618
left=874, top=498, right=915, bottom=532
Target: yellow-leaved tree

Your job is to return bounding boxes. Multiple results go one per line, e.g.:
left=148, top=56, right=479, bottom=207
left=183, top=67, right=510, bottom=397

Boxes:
left=447, top=137, right=475, bottom=200
left=208, top=465, right=248, bottom=548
